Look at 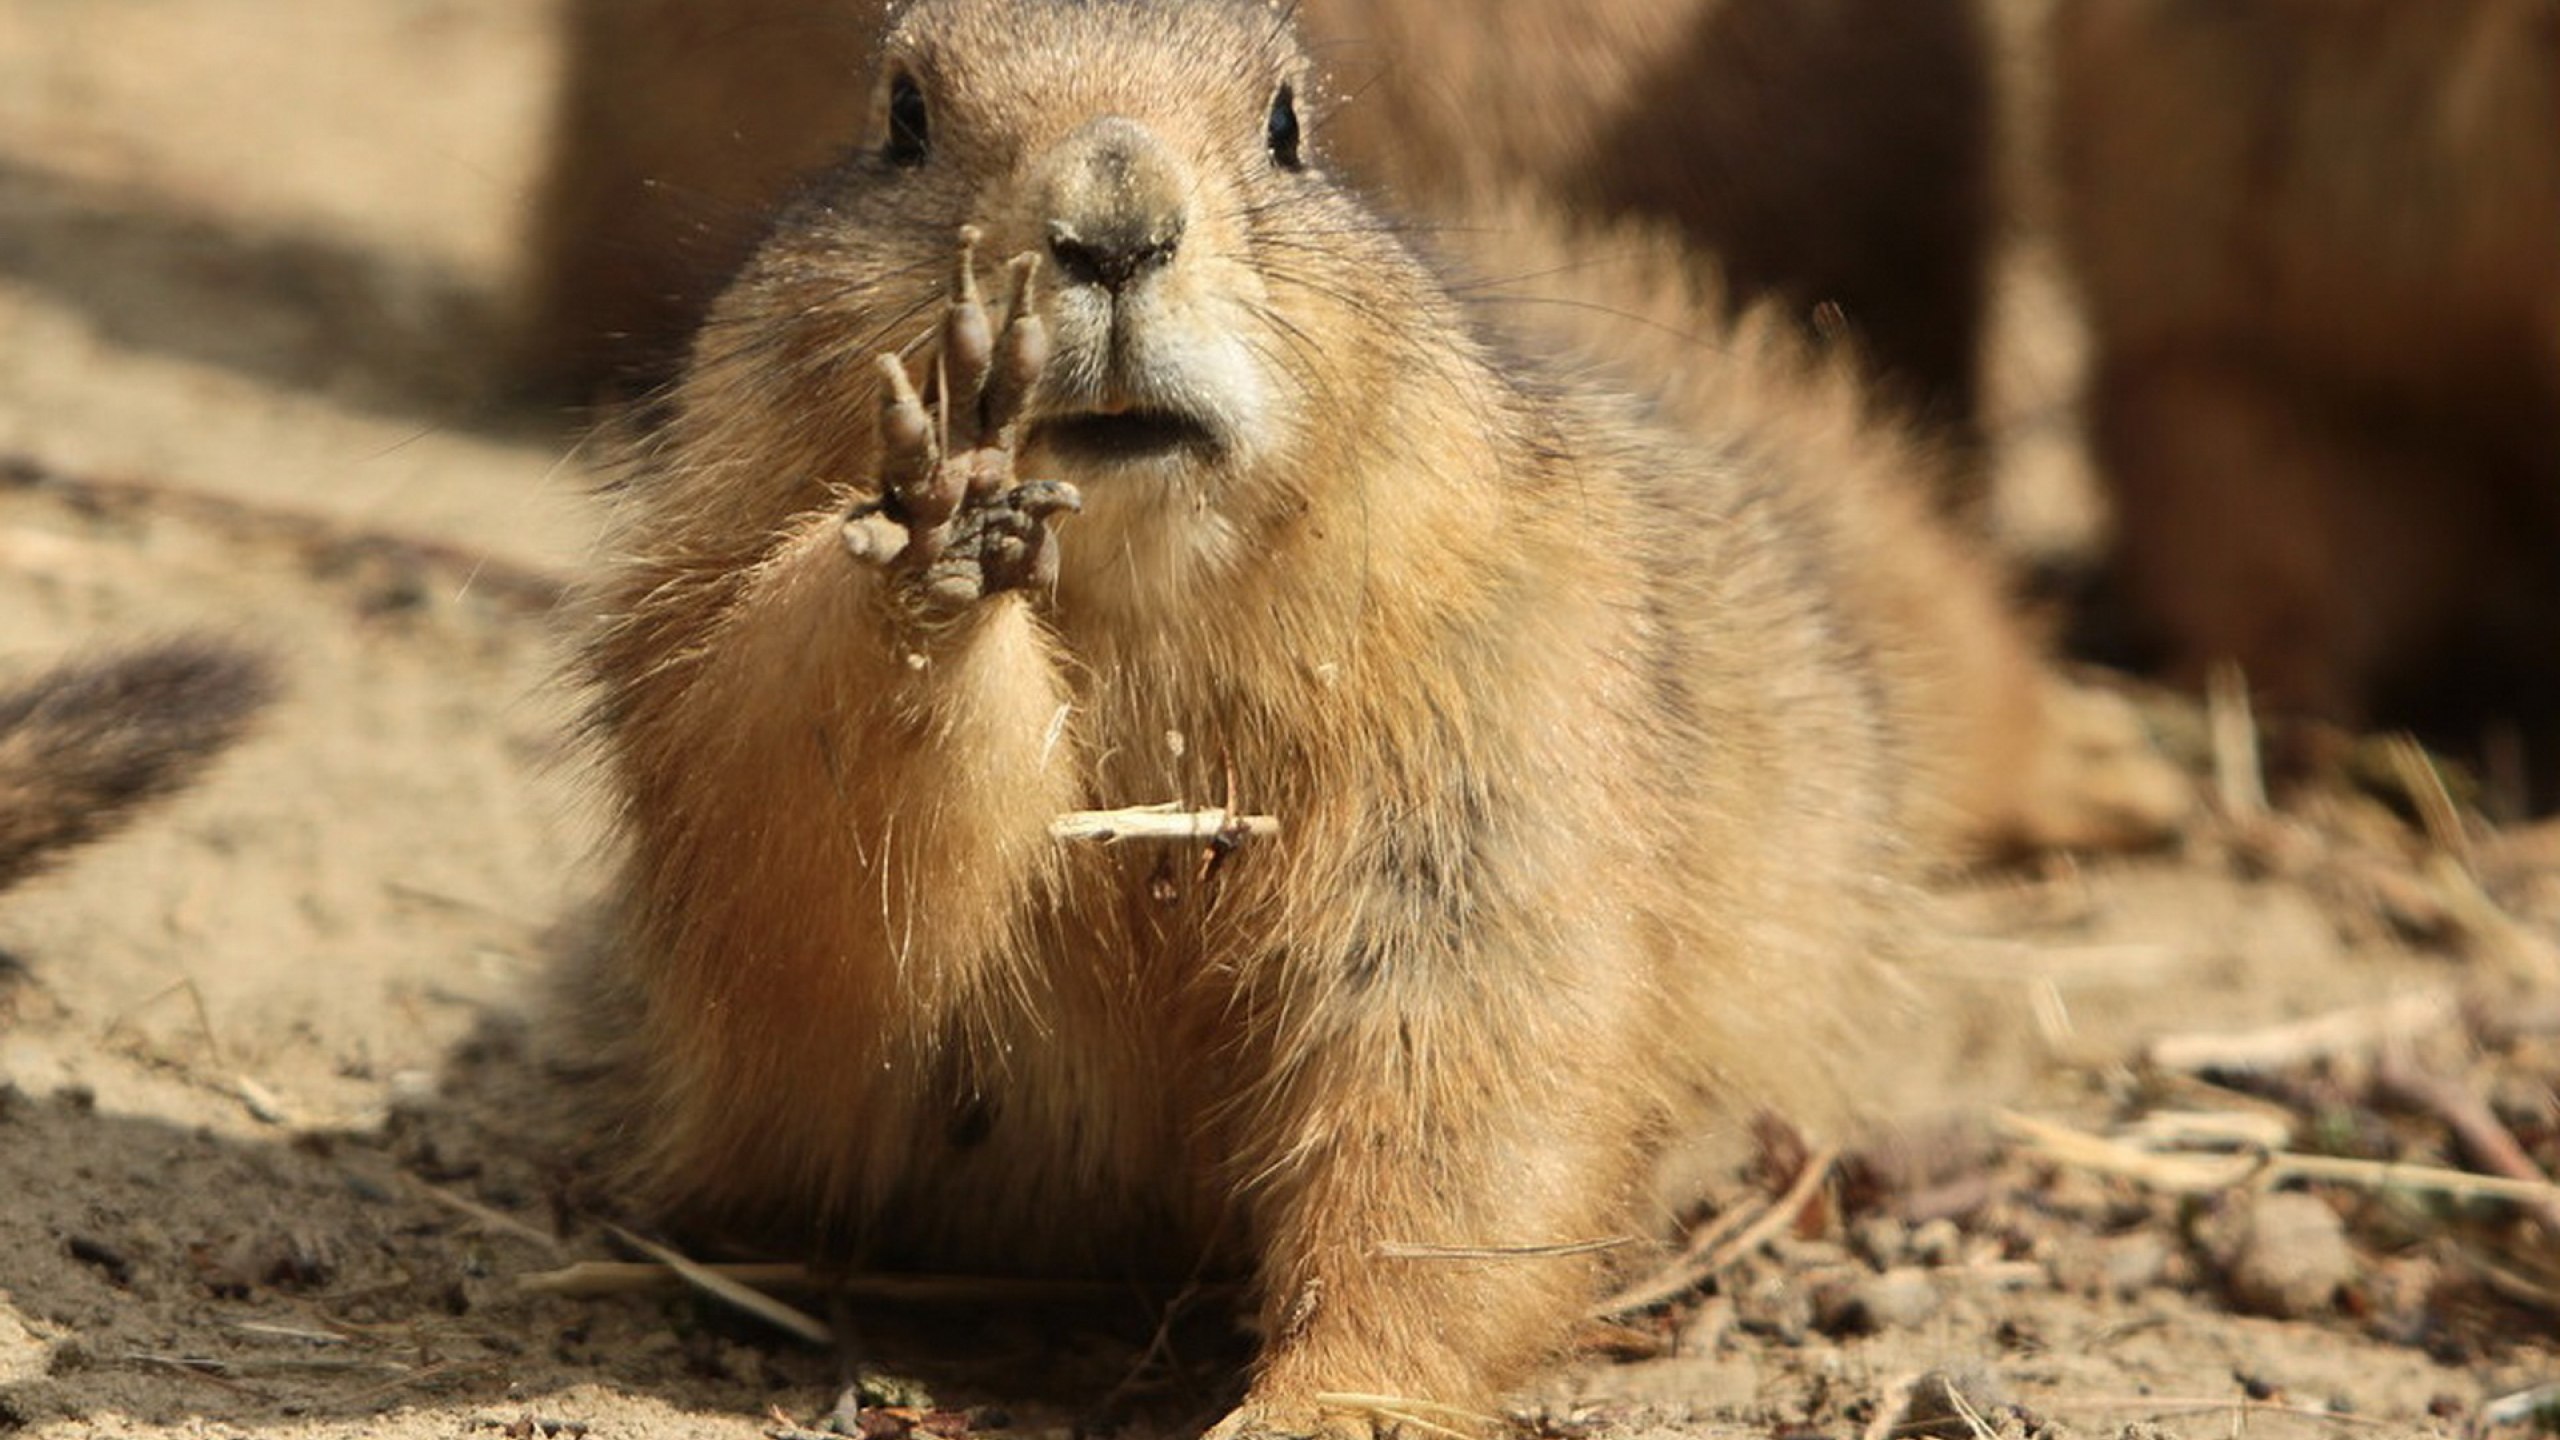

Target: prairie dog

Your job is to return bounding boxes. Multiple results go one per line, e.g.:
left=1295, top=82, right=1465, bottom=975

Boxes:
left=518, top=0, right=886, bottom=396
left=1310, top=0, right=1995, bottom=440
left=571, top=0, right=2146, bottom=1426
left=0, top=640, right=276, bottom=893
left=520, top=0, right=2000, bottom=442
left=2052, top=0, right=2560, bottom=758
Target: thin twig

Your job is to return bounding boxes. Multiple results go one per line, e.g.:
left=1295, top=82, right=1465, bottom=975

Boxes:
left=606, top=1228, right=835, bottom=1346
left=234, top=1075, right=295, bottom=1127
left=1050, top=804, right=1280, bottom=844
left=415, top=1180, right=567, bottom=1256
left=2385, top=736, right=2473, bottom=867
left=2484, top=1382, right=2560, bottom=1426
left=2145, top=991, right=2458, bottom=1075
left=2207, top=662, right=2266, bottom=818
left=1376, top=1237, right=1634, bottom=1261
left=2119, top=1109, right=2294, bottom=1154
left=125, top=1353, right=267, bottom=1400
left=2452, top=1240, right=2560, bottom=1314
left=1944, top=1382, right=2000, bottom=1440
left=1591, top=1147, right=1838, bottom=1316
left=1588, top=1197, right=1766, bottom=1317
left=518, top=1259, right=1213, bottom=1306
left=2039, top=1396, right=2402, bottom=1431
left=102, top=976, right=224, bottom=1064
left=1312, top=1391, right=1506, bottom=1434
left=2372, top=1048, right=2560, bottom=1238
left=220, top=1319, right=352, bottom=1346
left=1999, top=1110, right=2560, bottom=1210
left=340, top=1359, right=497, bottom=1408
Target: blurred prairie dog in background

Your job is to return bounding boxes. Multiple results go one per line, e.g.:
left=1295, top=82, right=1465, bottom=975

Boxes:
left=520, top=0, right=2028, bottom=474
left=2051, top=0, right=2560, bottom=789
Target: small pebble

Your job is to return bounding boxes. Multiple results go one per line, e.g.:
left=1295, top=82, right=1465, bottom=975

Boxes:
left=1858, top=1267, right=1943, bottom=1331
left=388, top=1068, right=440, bottom=1112
left=1852, top=1215, right=1909, bottom=1268
left=2222, top=1192, right=2353, bottom=1318
left=1910, top=1218, right=1964, bottom=1267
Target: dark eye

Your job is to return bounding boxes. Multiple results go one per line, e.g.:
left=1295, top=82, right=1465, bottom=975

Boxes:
left=886, top=72, right=929, bottom=167
left=1266, top=83, right=1302, bottom=170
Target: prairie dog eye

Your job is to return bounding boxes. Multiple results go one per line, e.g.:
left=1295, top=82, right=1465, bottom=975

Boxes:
left=1266, top=83, right=1302, bottom=170
left=886, top=72, right=930, bottom=166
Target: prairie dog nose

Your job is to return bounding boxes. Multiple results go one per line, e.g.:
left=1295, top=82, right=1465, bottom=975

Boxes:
left=1036, top=116, right=1187, bottom=293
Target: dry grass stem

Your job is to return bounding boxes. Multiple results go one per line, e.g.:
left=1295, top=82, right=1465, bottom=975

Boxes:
left=2206, top=661, right=2266, bottom=818
left=518, top=1259, right=1213, bottom=1307
left=1589, top=1198, right=1765, bottom=1317
left=2042, top=1396, right=2401, bottom=1430
left=1049, top=803, right=1280, bottom=844
left=220, top=1319, right=351, bottom=1346
left=604, top=1227, right=834, bottom=1346
left=1591, top=1146, right=1838, bottom=1316
left=103, top=976, right=224, bottom=1065
left=1999, top=1109, right=2560, bottom=1211
left=2119, top=1109, right=2294, bottom=1153
left=2483, top=1382, right=2560, bottom=1425
left=2372, top=1048, right=2560, bottom=1238
left=1375, top=1237, right=1634, bottom=1261
left=233, top=1075, right=294, bottom=1127
left=2385, top=735, right=2473, bottom=865
left=2425, top=856, right=2560, bottom=985
left=2455, top=1242, right=2560, bottom=1313
left=2145, top=990, right=2457, bottom=1074
left=1312, top=1391, right=1506, bottom=1438
left=413, top=1181, right=566, bottom=1255
left=518, top=1260, right=816, bottom=1297
left=1944, top=1383, right=2000, bottom=1440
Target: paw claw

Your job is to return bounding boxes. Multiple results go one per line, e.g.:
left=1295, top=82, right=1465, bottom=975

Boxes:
left=983, top=253, right=1048, bottom=434
left=944, top=229, right=996, bottom=437
left=876, top=353, right=943, bottom=515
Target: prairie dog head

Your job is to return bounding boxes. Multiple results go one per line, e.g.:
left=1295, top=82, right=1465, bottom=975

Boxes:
left=704, top=0, right=1452, bottom=618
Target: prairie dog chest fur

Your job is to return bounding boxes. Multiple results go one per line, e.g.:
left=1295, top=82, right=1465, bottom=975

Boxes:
left=574, top=0, right=1925, bottom=1426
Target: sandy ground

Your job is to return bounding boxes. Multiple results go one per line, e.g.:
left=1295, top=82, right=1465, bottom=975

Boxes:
left=0, top=4, right=2554, bottom=1438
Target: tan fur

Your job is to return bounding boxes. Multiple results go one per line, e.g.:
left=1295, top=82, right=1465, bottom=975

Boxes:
left=1447, top=204, right=2177, bottom=859
left=2051, top=0, right=2560, bottom=747
left=569, top=1, right=2167, bottom=1426
left=518, top=0, right=1999, bottom=440
left=0, top=639, right=276, bottom=893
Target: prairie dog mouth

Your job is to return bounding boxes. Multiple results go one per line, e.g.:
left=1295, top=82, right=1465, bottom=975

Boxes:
left=1028, top=408, right=1221, bottom=465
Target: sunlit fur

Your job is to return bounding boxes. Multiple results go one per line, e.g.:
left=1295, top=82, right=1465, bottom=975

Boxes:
left=568, top=0, right=2141, bottom=1429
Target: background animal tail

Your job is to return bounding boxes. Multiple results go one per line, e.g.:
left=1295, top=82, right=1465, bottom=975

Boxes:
left=0, top=638, right=280, bottom=893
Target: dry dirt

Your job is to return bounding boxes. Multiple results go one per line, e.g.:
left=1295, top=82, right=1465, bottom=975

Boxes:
left=0, top=4, right=2554, bottom=1439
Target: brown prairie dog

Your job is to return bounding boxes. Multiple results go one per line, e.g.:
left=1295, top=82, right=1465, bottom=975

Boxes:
left=2052, top=0, right=2560, bottom=763
left=571, top=0, right=2158, bottom=1428
left=520, top=0, right=2003, bottom=448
